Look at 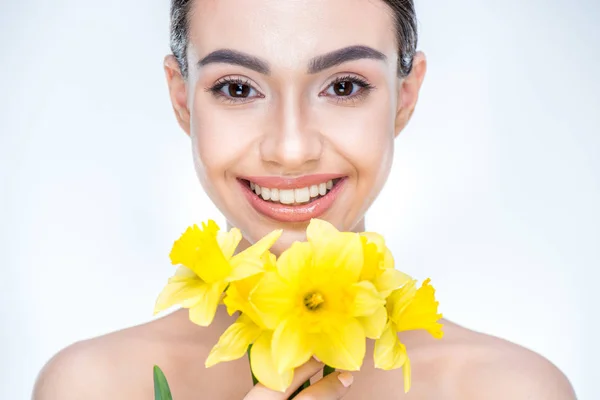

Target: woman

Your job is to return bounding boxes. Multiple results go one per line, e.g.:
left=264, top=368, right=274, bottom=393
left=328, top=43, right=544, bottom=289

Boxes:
left=33, top=0, right=576, bottom=398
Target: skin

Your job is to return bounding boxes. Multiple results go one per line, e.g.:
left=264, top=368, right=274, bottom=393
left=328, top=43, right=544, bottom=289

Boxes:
left=33, top=0, right=577, bottom=398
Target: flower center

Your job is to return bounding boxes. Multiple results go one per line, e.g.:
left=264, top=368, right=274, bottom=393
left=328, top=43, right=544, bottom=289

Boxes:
left=303, top=291, right=325, bottom=311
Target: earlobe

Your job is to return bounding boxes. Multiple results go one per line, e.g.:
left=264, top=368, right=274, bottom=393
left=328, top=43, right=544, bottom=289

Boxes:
left=164, top=55, right=191, bottom=136
left=394, top=52, right=427, bottom=138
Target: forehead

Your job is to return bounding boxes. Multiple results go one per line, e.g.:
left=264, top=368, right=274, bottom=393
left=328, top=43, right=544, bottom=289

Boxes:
left=187, top=0, right=397, bottom=70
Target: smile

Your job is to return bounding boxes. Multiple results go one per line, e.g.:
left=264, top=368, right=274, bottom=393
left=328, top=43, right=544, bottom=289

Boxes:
left=238, top=174, right=347, bottom=223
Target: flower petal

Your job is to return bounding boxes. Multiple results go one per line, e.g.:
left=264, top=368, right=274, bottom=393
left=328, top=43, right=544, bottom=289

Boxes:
left=358, top=236, right=382, bottom=282
left=169, top=225, right=203, bottom=267
left=170, top=221, right=232, bottom=284
left=373, top=268, right=412, bottom=298
left=251, top=331, right=294, bottom=392
left=249, top=272, right=295, bottom=330
left=312, top=317, right=365, bottom=371
left=227, top=255, right=265, bottom=282
left=387, top=279, right=418, bottom=323
left=223, top=273, right=261, bottom=314
left=228, top=230, right=282, bottom=282
left=373, top=322, right=408, bottom=370
left=358, top=305, right=387, bottom=339
left=306, top=218, right=341, bottom=242
left=167, top=265, right=198, bottom=283
left=309, top=223, right=363, bottom=285
left=403, top=356, right=412, bottom=393
left=187, top=281, right=227, bottom=326
left=359, top=231, right=386, bottom=251
left=272, top=316, right=312, bottom=373
left=277, top=241, right=312, bottom=284
left=382, top=247, right=395, bottom=270
left=153, top=278, right=205, bottom=315
left=223, top=275, right=269, bottom=329
left=216, top=227, right=242, bottom=260
left=395, top=278, right=444, bottom=338
left=205, top=314, right=262, bottom=367
left=349, top=281, right=385, bottom=317
left=236, top=229, right=283, bottom=259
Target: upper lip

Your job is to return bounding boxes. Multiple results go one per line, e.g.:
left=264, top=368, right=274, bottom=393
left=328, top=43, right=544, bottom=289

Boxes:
left=239, top=174, right=346, bottom=190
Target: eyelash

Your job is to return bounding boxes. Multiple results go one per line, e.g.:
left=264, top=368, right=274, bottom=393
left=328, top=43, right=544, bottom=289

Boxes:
left=205, top=75, right=375, bottom=105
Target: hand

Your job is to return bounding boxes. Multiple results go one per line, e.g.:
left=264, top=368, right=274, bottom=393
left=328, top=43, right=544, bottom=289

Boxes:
left=243, top=358, right=354, bottom=400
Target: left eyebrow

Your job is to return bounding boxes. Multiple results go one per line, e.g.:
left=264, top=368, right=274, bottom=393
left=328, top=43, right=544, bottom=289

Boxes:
left=307, top=45, right=387, bottom=74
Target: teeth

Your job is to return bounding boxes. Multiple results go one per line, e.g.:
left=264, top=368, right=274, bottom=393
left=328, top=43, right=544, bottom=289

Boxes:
left=318, top=183, right=327, bottom=196
left=279, top=189, right=295, bottom=204
left=261, top=187, right=271, bottom=200
left=295, top=187, right=310, bottom=203
left=248, top=179, right=339, bottom=204
left=309, top=185, right=319, bottom=198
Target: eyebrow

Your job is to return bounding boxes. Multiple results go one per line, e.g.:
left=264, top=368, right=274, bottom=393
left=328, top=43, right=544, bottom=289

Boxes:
left=197, top=45, right=387, bottom=75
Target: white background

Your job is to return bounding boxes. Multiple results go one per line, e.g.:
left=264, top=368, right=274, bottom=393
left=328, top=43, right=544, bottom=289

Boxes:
left=1, top=0, right=598, bottom=398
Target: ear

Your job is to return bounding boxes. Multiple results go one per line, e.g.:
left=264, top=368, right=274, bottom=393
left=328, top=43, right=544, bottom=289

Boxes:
left=164, top=55, right=191, bottom=136
left=394, top=51, right=427, bottom=137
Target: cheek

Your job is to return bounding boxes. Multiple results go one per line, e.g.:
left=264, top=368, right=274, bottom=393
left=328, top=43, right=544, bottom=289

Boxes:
left=319, top=95, right=395, bottom=182
left=189, top=95, right=260, bottom=185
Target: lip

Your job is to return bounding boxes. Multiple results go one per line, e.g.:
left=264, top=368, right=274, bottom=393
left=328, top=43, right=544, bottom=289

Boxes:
left=238, top=173, right=346, bottom=190
left=239, top=176, right=347, bottom=223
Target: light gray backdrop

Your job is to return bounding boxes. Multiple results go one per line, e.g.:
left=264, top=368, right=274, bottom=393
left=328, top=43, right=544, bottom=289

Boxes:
left=1, top=0, right=598, bottom=398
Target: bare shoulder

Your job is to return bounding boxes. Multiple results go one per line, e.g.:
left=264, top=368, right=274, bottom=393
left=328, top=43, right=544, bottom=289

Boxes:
left=33, top=336, right=114, bottom=399
left=32, top=318, right=169, bottom=400
left=32, top=310, right=238, bottom=400
left=445, top=322, right=577, bottom=399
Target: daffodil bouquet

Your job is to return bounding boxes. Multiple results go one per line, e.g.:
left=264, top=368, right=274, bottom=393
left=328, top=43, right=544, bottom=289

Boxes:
left=153, top=219, right=443, bottom=398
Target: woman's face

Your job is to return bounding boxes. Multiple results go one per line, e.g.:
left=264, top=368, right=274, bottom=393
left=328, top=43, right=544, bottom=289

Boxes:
left=165, top=0, right=426, bottom=254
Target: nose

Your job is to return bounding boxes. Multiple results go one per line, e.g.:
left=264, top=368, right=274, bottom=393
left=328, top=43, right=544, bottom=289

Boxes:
left=259, top=96, right=323, bottom=173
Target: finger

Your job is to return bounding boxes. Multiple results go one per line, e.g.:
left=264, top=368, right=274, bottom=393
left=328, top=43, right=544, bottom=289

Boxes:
left=294, top=371, right=354, bottom=400
left=243, top=358, right=324, bottom=400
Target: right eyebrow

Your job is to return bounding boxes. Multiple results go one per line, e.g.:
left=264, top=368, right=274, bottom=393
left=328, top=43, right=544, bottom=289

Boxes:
left=197, top=49, right=271, bottom=75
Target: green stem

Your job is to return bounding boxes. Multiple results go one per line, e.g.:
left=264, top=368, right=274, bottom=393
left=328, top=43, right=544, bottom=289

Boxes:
left=323, top=364, right=336, bottom=378
left=247, top=344, right=259, bottom=386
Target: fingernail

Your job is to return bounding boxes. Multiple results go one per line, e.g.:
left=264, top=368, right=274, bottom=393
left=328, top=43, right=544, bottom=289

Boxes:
left=312, top=355, right=321, bottom=363
left=337, top=372, right=354, bottom=387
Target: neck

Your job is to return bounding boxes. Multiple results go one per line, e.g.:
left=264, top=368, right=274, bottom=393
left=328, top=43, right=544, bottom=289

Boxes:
left=227, top=218, right=366, bottom=255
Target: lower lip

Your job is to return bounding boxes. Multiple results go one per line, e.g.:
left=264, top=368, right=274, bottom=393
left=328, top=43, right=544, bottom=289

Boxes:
left=240, top=179, right=346, bottom=223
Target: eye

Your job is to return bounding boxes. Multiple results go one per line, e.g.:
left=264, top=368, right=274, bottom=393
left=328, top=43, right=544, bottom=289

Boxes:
left=206, top=77, right=264, bottom=104
left=326, top=80, right=358, bottom=96
left=321, top=75, right=375, bottom=104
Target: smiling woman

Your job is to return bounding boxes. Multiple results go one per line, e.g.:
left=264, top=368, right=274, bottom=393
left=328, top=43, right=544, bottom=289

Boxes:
left=30, top=0, right=578, bottom=399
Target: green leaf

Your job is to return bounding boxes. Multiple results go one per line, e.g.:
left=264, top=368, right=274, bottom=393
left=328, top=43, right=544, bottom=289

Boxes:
left=289, top=379, right=311, bottom=399
left=154, top=365, right=173, bottom=400
left=247, top=344, right=259, bottom=386
left=323, top=364, right=336, bottom=378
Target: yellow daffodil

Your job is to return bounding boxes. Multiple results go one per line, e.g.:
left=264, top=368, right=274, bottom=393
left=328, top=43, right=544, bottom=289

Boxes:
left=207, top=251, right=294, bottom=391
left=359, top=232, right=412, bottom=297
left=248, top=219, right=386, bottom=391
left=154, top=220, right=281, bottom=326
left=374, top=278, right=443, bottom=393
left=204, top=252, right=275, bottom=368
left=358, top=232, right=412, bottom=338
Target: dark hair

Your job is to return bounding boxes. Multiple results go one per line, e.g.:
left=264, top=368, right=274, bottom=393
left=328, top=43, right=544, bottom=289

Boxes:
left=169, top=0, right=417, bottom=78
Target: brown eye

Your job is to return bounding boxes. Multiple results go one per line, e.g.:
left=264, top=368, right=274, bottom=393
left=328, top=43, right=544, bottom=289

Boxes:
left=332, top=81, right=354, bottom=96
left=228, top=83, right=251, bottom=98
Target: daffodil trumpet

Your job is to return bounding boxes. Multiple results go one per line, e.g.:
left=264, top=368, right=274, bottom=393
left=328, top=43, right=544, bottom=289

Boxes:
left=153, top=218, right=444, bottom=398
